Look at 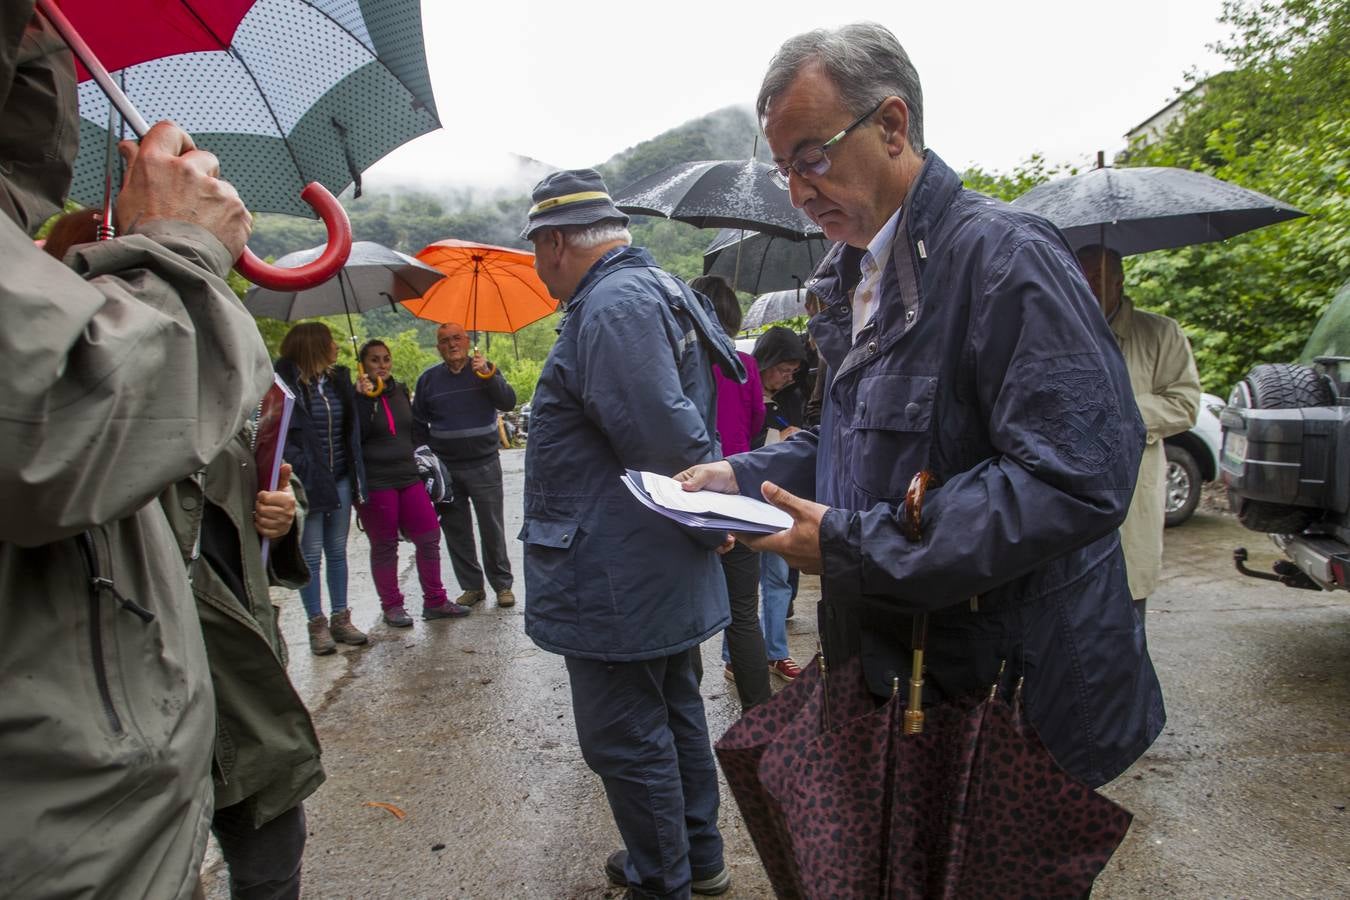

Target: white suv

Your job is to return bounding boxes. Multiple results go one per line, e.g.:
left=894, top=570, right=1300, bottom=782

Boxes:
left=1163, top=393, right=1224, bottom=527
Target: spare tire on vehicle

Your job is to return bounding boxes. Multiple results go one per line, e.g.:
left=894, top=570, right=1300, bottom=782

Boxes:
left=1228, top=362, right=1334, bottom=412
left=1226, top=363, right=1335, bottom=533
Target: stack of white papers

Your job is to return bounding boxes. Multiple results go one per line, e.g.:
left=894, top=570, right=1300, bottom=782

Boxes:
left=619, top=470, right=792, bottom=535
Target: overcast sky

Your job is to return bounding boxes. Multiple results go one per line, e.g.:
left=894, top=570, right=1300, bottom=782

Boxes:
left=366, top=0, right=1230, bottom=188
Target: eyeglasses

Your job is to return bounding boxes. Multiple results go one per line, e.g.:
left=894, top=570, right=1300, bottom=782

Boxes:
left=769, top=97, right=888, bottom=190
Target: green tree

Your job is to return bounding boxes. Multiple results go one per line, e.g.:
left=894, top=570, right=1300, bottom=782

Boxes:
left=1123, top=0, right=1349, bottom=393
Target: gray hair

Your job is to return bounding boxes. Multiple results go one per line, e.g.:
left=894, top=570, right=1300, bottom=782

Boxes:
left=558, top=219, right=632, bottom=249
left=756, top=22, right=924, bottom=151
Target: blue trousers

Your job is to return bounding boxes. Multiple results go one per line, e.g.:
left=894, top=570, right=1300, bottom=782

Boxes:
left=758, top=551, right=792, bottom=660
left=566, top=652, right=724, bottom=900
left=298, top=477, right=352, bottom=618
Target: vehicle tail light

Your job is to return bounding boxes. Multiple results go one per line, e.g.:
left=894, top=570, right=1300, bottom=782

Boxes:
left=1329, top=555, right=1350, bottom=587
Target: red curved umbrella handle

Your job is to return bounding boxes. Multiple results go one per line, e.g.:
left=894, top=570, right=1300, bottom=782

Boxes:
left=235, top=183, right=352, bottom=289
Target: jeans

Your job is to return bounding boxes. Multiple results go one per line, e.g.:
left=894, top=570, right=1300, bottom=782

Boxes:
left=299, top=477, right=352, bottom=619
left=212, top=802, right=306, bottom=900
left=357, top=482, right=447, bottom=610
left=438, top=455, right=513, bottom=592
left=717, top=543, right=770, bottom=709
left=566, top=652, right=724, bottom=900
left=759, top=551, right=792, bottom=661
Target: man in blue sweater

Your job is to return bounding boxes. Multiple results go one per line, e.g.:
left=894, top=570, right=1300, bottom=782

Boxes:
left=412, top=322, right=517, bottom=608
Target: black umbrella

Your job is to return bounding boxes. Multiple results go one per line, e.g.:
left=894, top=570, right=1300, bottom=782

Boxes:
left=1011, top=165, right=1306, bottom=256
left=703, top=228, right=831, bottom=295
left=614, top=160, right=819, bottom=240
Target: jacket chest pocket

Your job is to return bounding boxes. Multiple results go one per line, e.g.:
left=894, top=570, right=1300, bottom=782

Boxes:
left=845, top=374, right=938, bottom=503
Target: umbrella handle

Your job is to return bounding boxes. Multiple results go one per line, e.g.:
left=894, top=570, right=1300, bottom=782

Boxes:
left=900, top=470, right=934, bottom=542
left=235, top=183, right=353, bottom=289
left=355, top=360, right=384, bottom=398
left=471, top=347, right=497, bottom=380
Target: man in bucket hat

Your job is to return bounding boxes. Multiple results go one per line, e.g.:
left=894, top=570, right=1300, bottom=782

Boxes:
left=519, top=168, right=744, bottom=898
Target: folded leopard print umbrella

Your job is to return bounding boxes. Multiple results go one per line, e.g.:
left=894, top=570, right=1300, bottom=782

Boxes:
left=715, top=654, right=1134, bottom=899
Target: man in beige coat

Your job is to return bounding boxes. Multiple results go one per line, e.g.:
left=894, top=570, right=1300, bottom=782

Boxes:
left=0, top=5, right=273, bottom=897
left=1078, top=245, right=1201, bottom=613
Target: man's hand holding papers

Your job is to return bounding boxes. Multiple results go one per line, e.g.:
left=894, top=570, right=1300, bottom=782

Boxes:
left=671, top=462, right=829, bottom=574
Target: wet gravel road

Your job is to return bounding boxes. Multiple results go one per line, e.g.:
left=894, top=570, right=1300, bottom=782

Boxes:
left=203, top=452, right=1350, bottom=898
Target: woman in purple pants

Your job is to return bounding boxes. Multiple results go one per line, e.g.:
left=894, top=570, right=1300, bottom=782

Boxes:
left=354, top=340, right=470, bottom=627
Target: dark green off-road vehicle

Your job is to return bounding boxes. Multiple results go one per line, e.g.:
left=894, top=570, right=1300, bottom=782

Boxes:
left=1222, top=279, right=1350, bottom=591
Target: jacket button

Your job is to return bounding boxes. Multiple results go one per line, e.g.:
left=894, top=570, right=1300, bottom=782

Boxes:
left=905, top=402, right=921, bottom=420
left=180, top=495, right=198, bottom=511
left=867, top=340, right=878, bottom=354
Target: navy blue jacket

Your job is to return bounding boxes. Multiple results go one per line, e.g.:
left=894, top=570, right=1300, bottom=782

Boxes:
left=521, top=246, right=745, bottom=661
left=730, top=153, right=1162, bottom=788
left=275, top=359, right=367, bottom=512
left=411, top=361, right=516, bottom=469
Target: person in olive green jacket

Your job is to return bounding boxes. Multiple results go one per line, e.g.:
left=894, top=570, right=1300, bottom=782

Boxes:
left=163, top=434, right=324, bottom=899
left=0, top=6, right=272, bottom=898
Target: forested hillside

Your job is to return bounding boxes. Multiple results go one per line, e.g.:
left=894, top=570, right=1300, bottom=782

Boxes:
left=247, top=0, right=1347, bottom=400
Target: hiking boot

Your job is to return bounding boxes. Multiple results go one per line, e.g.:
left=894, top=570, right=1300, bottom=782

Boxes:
left=423, top=601, right=471, bottom=620
left=769, top=657, right=802, bottom=682
left=455, top=589, right=487, bottom=607
left=604, top=849, right=730, bottom=896
left=329, top=609, right=368, bottom=645
left=382, top=605, right=414, bottom=628
left=307, top=615, right=336, bottom=656
left=496, top=588, right=516, bottom=608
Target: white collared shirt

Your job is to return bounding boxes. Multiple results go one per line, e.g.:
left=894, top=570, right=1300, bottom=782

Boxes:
left=852, top=205, right=903, bottom=342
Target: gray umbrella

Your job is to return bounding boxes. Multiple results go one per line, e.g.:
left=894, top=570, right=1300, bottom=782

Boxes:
left=614, top=160, right=819, bottom=240
left=244, top=241, right=445, bottom=321
left=742, top=290, right=811, bottom=330
left=703, top=228, right=832, bottom=295
left=1011, top=166, right=1306, bottom=256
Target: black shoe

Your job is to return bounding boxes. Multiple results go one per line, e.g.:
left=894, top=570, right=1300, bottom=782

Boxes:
left=382, top=605, right=414, bottom=628
left=423, top=602, right=470, bottom=620
left=604, top=849, right=730, bottom=896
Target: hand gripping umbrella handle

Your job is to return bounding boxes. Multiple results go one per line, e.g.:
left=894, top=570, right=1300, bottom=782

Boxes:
left=34, top=1, right=354, bottom=291
left=235, top=183, right=353, bottom=289
left=355, top=360, right=384, bottom=398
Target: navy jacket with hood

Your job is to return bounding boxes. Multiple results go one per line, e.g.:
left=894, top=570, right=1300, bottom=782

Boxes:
left=275, top=359, right=367, bottom=512
left=522, top=246, right=745, bottom=660
left=730, top=152, right=1163, bottom=788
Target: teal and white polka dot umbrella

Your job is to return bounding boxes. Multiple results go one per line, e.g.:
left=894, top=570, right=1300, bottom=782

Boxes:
left=59, top=0, right=440, bottom=219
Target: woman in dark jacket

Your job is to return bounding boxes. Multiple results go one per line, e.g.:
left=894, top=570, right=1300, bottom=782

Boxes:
left=751, top=326, right=811, bottom=682
left=162, top=434, right=322, bottom=900
left=275, top=323, right=369, bottom=655
left=689, top=275, right=771, bottom=710
left=353, top=340, right=469, bottom=627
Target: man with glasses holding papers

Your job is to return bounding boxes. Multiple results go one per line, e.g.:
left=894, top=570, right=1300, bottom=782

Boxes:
left=519, top=168, right=744, bottom=898
left=678, top=23, right=1165, bottom=796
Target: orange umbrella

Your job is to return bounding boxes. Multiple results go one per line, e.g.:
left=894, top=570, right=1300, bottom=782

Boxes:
left=407, top=239, right=558, bottom=334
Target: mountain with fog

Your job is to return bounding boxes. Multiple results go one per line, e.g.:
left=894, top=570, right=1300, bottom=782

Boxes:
left=248, top=105, right=764, bottom=270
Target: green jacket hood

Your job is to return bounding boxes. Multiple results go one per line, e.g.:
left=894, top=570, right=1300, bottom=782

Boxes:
left=0, top=3, right=78, bottom=236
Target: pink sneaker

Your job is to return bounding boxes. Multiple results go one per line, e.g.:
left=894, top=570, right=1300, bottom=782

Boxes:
left=769, top=657, right=802, bottom=681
